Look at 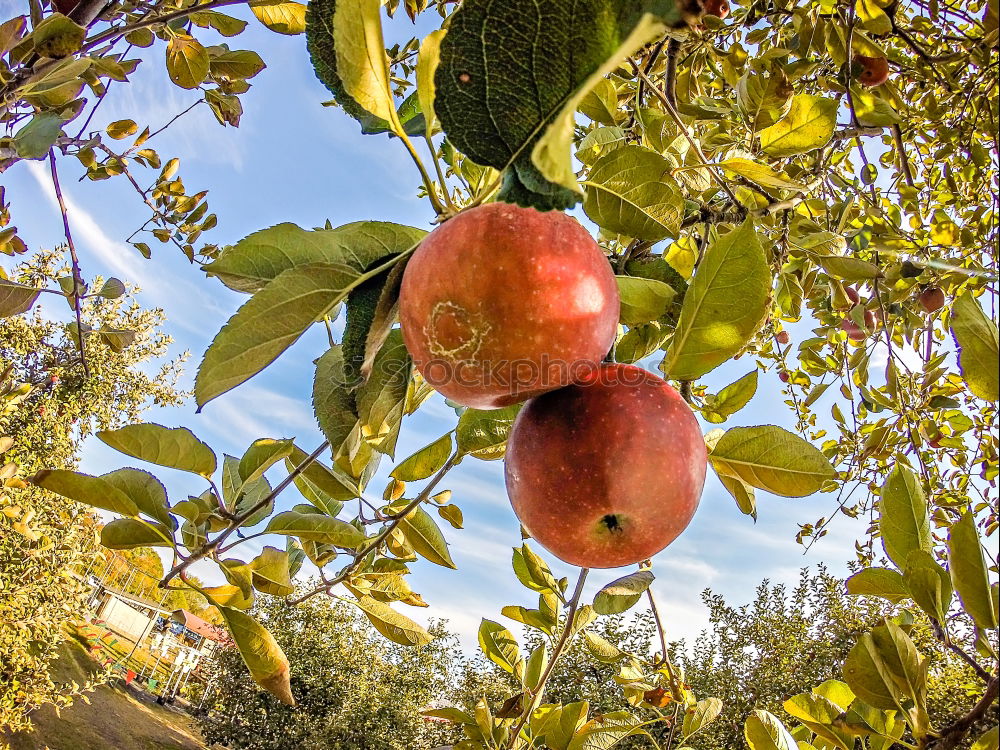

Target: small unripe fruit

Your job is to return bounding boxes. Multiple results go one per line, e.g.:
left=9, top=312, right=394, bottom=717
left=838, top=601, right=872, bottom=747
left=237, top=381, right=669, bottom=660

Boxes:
left=779, top=371, right=790, bottom=383
left=918, top=286, right=945, bottom=313
left=776, top=330, right=790, bottom=345
left=703, top=0, right=730, bottom=18
left=505, top=363, right=706, bottom=569
left=853, top=54, right=889, bottom=87
left=400, top=203, right=619, bottom=409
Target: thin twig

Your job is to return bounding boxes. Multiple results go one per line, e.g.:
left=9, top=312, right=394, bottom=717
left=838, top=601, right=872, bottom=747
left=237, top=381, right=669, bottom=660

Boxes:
left=161, top=440, right=330, bottom=586
left=47, top=150, right=90, bottom=379
left=506, top=568, right=590, bottom=748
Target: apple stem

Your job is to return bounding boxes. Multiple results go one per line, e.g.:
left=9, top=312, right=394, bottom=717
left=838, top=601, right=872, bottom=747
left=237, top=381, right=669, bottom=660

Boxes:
left=506, top=567, right=589, bottom=748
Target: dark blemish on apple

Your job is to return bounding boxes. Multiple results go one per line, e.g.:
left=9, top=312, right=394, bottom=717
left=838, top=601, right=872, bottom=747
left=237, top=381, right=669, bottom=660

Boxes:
left=601, top=514, right=624, bottom=533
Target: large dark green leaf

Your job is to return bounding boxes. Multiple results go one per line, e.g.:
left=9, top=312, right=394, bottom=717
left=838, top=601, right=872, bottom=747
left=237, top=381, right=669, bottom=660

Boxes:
left=434, top=0, right=681, bottom=207
left=32, top=469, right=138, bottom=516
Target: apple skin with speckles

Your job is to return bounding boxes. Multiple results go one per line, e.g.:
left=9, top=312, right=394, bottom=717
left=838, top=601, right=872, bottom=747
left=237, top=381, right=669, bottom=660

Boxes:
left=399, top=203, right=620, bottom=409
left=504, top=363, right=707, bottom=568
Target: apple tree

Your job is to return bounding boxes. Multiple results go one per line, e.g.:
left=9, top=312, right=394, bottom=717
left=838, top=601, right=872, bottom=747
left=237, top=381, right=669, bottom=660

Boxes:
left=1, top=0, right=997, bottom=746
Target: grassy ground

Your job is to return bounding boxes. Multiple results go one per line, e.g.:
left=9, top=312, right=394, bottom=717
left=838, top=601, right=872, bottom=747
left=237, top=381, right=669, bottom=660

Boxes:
left=3, top=636, right=209, bottom=750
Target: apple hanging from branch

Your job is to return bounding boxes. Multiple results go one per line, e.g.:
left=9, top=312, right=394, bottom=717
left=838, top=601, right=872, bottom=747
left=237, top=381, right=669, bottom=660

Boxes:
left=505, top=363, right=707, bottom=569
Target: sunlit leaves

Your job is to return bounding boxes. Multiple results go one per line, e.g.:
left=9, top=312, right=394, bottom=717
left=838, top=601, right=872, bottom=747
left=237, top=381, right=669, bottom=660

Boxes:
left=250, top=546, right=294, bottom=596
left=97, top=423, right=217, bottom=479
left=843, top=621, right=928, bottom=721
left=592, top=570, right=654, bottom=615
left=391, top=433, right=452, bottom=481
left=398, top=506, right=455, bottom=568
left=701, top=370, right=758, bottom=424
left=845, top=567, right=909, bottom=603
left=878, top=465, right=931, bottom=569
left=950, top=292, right=999, bottom=402
left=662, top=220, right=771, bottom=380
left=903, top=550, right=952, bottom=624
left=101, top=518, right=173, bottom=549
left=264, top=510, right=365, bottom=547
left=352, top=596, right=433, bottom=646
left=583, top=145, right=684, bottom=240
left=456, top=404, right=522, bottom=460
left=744, top=709, right=798, bottom=750
left=100, top=468, right=171, bottom=527
left=249, top=0, right=306, bottom=34
left=478, top=619, right=523, bottom=676
left=12, top=113, right=62, bottom=159
left=166, top=35, right=209, bottom=89
left=683, top=697, right=723, bottom=738
left=616, top=276, right=676, bottom=326
left=0, top=280, right=41, bottom=317
left=709, top=426, right=836, bottom=497
left=948, top=512, right=998, bottom=630
left=759, top=95, right=837, bottom=157
left=31, top=469, right=138, bottom=515
left=416, top=30, right=445, bottom=137
left=218, top=606, right=294, bottom=705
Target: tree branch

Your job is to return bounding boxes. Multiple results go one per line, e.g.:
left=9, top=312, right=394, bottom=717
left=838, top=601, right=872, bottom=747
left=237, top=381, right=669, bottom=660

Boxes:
left=47, top=150, right=90, bottom=379
left=926, top=676, right=998, bottom=750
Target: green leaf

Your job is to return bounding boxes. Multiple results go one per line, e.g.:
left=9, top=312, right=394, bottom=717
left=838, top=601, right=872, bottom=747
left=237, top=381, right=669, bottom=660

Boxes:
left=533, top=18, right=665, bottom=194
left=948, top=512, right=998, bottom=630
left=846, top=567, right=910, bottom=603
left=202, top=221, right=425, bottom=295
left=709, top=425, right=836, bottom=497
left=783, top=693, right=853, bottom=749
left=683, top=697, right=723, bottom=738
left=950, top=293, right=999, bottom=402
left=312, top=346, right=359, bottom=457
left=971, top=727, right=999, bottom=750
left=195, top=259, right=398, bottom=408
left=662, top=219, right=771, bottom=380
left=702, top=370, right=758, bottom=423
left=616, top=276, right=677, bottom=326
left=759, top=94, right=837, bottom=156
left=844, top=622, right=928, bottom=719
left=0, top=280, right=42, bottom=317
left=31, top=469, right=138, bottom=516
left=264, top=510, right=365, bottom=547
left=306, top=0, right=398, bottom=132
left=582, top=631, right=626, bottom=664
left=567, top=710, right=643, bottom=750
left=97, top=423, right=217, bottom=479
left=399, top=506, right=456, bottom=568
left=583, top=144, right=684, bottom=241
left=249, top=546, right=294, bottom=596
left=203, top=584, right=253, bottom=610
left=435, top=0, right=681, bottom=207
left=218, top=606, right=294, bottom=705
left=456, top=404, right=522, bottom=460
left=354, top=329, right=411, bottom=459
left=744, top=710, right=798, bottom=750
left=478, top=619, right=522, bottom=676
left=31, top=13, right=85, bottom=57
left=815, top=254, right=880, bottom=282
left=391, top=434, right=453, bottom=481
left=100, top=468, right=172, bottom=527
left=513, top=543, right=559, bottom=593
left=353, top=596, right=433, bottom=646
left=904, top=549, right=952, bottom=623
left=717, top=470, right=757, bottom=518
left=717, top=158, right=806, bottom=191
left=285, top=447, right=356, bottom=511
left=101, top=518, right=173, bottom=549
left=166, top=34, right=209, bottom=89
left=239, top=438, right=294, bottom=486
left=416, top=29, right=446, bottom=136
left=13, top=113, right=62, bottom=160
left=209, top=49, right=266, bottom=80
left=878, top=465, right=931, bottom=569
left=593, top=570, right=654, bottom=615
left=249, top=0, right=306, bottom=34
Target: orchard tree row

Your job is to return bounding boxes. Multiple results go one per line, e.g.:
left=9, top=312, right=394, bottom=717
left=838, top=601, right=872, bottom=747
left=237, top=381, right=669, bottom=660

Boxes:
left=1, top=0, right=997, bottom=746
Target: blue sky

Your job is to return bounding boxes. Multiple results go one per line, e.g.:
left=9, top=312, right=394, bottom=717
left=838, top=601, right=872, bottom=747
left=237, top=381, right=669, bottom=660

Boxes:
left=3, top=3, right=875, bottom=649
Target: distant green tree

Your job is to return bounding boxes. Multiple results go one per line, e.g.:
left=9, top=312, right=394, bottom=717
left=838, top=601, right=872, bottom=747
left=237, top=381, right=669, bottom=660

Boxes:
left=202, top=585, right=463, bottom=750
left=0, top=250, right=184, bottom=735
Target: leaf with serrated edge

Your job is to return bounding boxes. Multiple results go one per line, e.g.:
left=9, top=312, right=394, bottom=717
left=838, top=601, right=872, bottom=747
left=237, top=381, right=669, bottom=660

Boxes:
left=593, top=570, right=654, bottom=615
left=101, top=518, right=173, bottom=549
left=32, top=469, right=138, bottom=516
left=662, top=219, right=771, bottom=380
left=391, top=433, right=452, bottom=481
left=950, top=292, right=999, bottom=402
left=879, top=464, right=931, bottom=569
left=478, top=619, right=521, bottom=675
left=97, top=423, right=217, bottom=478
left=399, top=506, right=455, bottom=568
left=100, top=468, right=172, bottom=527
left=845, top=567, right=909, bottom=603
left=264, top=510, right=365, bottom=547
left=709, top=425, right=835, bottom=497
left=352, top=596, right=433, bottom=646
left=759, top=94, right=837, bottom=157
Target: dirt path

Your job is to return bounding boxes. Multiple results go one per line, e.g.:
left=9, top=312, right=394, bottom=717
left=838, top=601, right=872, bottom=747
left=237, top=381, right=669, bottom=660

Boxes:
left=4, top=638, right=209, bottom=750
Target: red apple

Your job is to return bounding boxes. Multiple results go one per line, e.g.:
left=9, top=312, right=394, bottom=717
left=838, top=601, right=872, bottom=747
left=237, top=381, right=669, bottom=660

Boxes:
left=853, top=54, right=889, bottom=87
left=399, top=203, right=619, bottom=409
left=703, top=0, right=730, bottom=17
left=504, top=363, right=707, bottom=569
left=776, top=330, right=790, bottom=345
left=918, top=286, right=945, bottom=313
left=779, top=371, right=790, bottom=383
left=841, top=319, right=869, bottom=341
